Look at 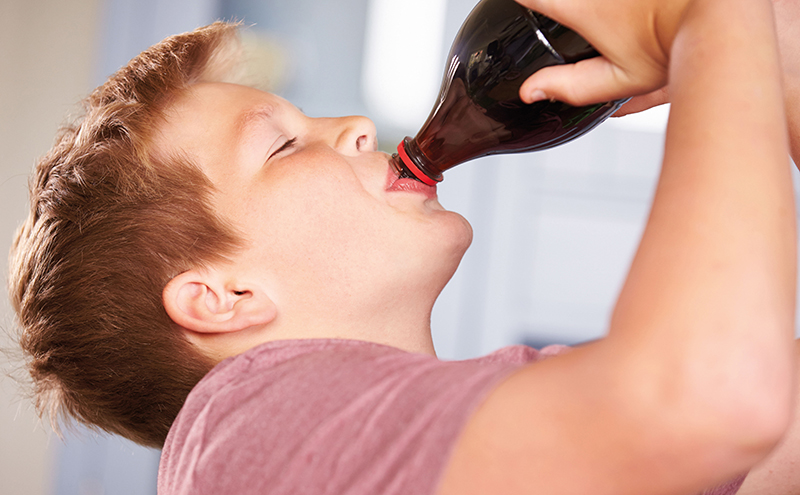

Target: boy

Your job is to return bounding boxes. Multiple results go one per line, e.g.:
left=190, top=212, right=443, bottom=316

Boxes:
left=10, top=0, right=800, bottom=494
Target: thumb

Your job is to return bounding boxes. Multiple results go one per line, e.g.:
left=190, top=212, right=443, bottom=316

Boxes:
left=519, top=56, right=638, bottom=106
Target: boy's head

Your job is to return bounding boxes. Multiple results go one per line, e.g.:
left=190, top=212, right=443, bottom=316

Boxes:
left=10, top=22, right=472, bottom=448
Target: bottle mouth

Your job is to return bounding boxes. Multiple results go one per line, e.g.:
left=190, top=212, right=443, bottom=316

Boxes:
left=395, top=139, right=442, bottom=186
left=389, top=153, right=418, bottom=181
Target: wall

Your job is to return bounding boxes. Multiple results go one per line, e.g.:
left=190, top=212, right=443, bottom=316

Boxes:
left=0, top=1, right=101, bottom=494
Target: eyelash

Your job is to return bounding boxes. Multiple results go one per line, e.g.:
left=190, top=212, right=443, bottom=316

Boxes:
left=270, top=137, right=298, bottom=159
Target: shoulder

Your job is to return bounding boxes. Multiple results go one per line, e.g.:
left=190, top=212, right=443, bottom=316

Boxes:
left=158, top=339, right=546, bottom=495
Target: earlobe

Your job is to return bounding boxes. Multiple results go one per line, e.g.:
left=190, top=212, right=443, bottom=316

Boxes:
left=163, top=269, right=277, bottom=335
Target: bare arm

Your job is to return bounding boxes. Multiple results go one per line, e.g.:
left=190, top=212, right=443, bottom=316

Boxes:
left=714, top=4, right=800, bottom=491
left=437, top=0, right=796, bottom=494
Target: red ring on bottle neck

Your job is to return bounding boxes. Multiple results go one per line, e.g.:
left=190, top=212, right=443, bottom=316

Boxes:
left=397, top=142, right=439, bottom=186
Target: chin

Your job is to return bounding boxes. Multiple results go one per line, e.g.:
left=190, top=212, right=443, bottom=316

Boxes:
left=429, top=210, right=473, bottom=281
left=439, top=209, right=473, bottom=254
left=391, top=208, right=472, bottom=288
left=453, top=215, right=473, bottom=257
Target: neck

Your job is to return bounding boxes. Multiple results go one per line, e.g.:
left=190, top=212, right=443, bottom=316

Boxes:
left=201, top=287, right=441, bottom=364
left=271, top=288, right=439, bottom=356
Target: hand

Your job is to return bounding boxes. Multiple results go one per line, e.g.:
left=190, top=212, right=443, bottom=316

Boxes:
left=614, top=0, right=800, bottom=119
left=515, top=0, right=692, bottom=106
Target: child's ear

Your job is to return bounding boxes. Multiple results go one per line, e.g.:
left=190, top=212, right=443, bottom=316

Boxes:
left=162, top=269, right=277, bottom=335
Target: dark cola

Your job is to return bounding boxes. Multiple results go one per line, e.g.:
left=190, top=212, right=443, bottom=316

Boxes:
left=391, top=0, right=627, bottom=185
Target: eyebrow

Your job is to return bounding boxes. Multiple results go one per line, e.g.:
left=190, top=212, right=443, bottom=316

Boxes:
left=236, top=105, right=277, bottom=142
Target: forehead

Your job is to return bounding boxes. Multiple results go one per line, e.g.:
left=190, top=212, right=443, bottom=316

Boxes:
left=153, top=83, right=290, bottom=162
left=164, top=83, right=286, bottom=130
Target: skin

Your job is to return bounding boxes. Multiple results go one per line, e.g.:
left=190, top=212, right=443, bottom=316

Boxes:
left=154, top=0, right=797, bottom=492
left=724, top=2, right=800, bottom=492
left=154, top=84, right=473, bottom=361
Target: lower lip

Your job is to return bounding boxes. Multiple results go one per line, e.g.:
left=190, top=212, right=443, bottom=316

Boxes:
left=386, top=168, right=438, bottom=198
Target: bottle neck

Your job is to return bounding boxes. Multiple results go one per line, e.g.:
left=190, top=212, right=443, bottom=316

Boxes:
left=394, top=138, right=443, bottom=185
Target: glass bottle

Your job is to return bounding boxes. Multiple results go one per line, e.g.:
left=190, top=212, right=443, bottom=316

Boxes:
left=390, top=0, right=628, bottom=185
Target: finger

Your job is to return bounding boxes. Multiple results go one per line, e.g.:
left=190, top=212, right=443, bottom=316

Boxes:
left=519, top=56, right=647, bottom=106
left=514, top=0, right=564, bottom=19
left=613, top=87, right=670, bottom=117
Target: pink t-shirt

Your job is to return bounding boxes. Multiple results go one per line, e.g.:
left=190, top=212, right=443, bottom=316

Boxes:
left=157, top=339, right=744, bottom=495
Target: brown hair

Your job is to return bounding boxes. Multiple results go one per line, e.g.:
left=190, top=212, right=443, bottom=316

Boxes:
left=9, top=22, right=245, bottom=448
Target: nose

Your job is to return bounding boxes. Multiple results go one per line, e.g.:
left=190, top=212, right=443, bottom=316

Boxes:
left=319, top=115, right=378, bottom=155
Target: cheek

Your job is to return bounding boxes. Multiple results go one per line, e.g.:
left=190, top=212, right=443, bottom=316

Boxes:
left=240, top=176, right=393, bottom=277
left=228, top=155, right=473, bottom=288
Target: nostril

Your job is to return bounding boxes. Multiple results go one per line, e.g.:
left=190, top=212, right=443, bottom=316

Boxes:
left=356, top=135, right=368, bottom=152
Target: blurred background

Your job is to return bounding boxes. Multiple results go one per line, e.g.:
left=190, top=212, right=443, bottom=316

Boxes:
left=1, top=0, right=797, bottom=494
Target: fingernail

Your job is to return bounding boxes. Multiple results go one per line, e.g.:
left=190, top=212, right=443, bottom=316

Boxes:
left=529, top=89, right=547, bottom=102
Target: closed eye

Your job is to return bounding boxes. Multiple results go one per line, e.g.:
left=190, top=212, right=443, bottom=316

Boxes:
left=269, top=137, right=298, bottom=159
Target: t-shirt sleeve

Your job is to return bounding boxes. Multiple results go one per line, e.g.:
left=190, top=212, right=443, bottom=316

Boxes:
left=158, top=340, right=748, bottom=495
